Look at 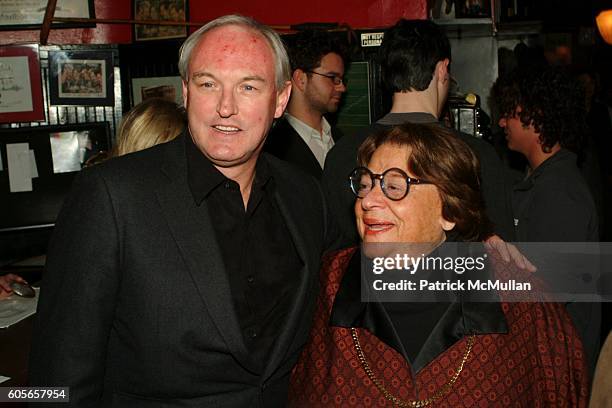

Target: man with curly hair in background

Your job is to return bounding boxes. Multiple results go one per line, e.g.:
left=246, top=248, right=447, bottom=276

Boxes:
left=492, top=66, right=600, bottom=375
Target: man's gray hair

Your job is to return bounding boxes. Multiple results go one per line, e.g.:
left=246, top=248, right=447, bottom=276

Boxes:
left=178, top=14, right=291, bottom=90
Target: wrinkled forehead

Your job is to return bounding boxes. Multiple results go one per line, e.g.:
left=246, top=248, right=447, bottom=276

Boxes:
left=201, top=24, right=267, bottom=47
left=191, top=24, right=275, bottom=72
left=368, top=143, right=412, bottom=172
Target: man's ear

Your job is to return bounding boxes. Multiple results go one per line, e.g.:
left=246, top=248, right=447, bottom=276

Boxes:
left=436, top=58, right=450, bottom=84
left=291, top=69, right=307, bottom=92
left=274, top=81, right=292, bottom=118
left=182, top=79, right=188, bottom=109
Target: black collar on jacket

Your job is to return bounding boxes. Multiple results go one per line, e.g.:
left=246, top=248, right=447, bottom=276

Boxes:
left=264, top=117, right=324, bottom=179
left=376, top=112, right=441, bottom=126
left=329, top=248, right=508, bottom=372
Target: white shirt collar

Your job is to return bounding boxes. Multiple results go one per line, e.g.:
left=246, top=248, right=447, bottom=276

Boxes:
left=284, top=113, right=335, bottom=168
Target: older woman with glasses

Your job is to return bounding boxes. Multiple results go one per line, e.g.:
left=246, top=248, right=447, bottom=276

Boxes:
left=289, top=123, right=589, bottom=407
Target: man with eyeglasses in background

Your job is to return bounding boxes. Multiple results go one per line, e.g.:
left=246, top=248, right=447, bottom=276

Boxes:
left=264, top=30, right=347, bottom=179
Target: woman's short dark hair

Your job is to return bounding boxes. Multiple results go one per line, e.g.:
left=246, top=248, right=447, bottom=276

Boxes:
left=357, top=123, right=492, bottom=242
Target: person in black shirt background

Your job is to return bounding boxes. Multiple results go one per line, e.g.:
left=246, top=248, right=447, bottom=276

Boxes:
left=492, top=65, right=601, bottom=376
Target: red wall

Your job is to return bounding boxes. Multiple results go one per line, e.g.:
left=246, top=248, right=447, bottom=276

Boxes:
left=192, top=0, right=427, bottom=28
left=0, top=0, right=426, bottom=45
left=0, top=1, right=131, bottom=45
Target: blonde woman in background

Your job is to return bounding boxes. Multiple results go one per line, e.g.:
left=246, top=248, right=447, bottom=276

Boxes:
left=84, top=98, right=186, bottom=167
left=113, top=97, right=187, bottom=156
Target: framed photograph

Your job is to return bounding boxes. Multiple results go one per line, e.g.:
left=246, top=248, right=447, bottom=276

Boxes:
left=133, top=0, right=188, bottom=41
left=455, top=0, right=491, bottom=18
left=0, top=44, right=45, bottom=123
left=131, top=76, right=183, bottom=106
left=48, top=50, right=114, bottom=106
left=0, top=0, right=95, bottom=30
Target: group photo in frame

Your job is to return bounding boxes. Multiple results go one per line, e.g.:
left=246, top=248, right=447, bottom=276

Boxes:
left=133, top=0, right=189, bottom=41
left=0, top=44, right=45, bottom=123
left=48, top=50, right=115, bottom=106
left=0, top=0, right=95, bottom=30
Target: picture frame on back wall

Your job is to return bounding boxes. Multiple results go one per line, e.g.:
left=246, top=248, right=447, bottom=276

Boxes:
left=0, top=44, right=45, bottom=123
left=0, top=0, right=95, bottom=30
left=48, top=50, right=115, bottom=106
left=133, top=0, right=189, bottom=41
left=455, top=0, right=491, bottom=18
left=131, top=76, right=183, bottom=107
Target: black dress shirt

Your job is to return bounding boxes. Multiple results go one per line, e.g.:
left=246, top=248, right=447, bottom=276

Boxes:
left=381, top=301, right=450, bottom=364
left=186, top=136, right=303, bottom=373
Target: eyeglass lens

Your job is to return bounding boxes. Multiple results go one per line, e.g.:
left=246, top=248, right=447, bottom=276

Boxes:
left=330, top=75, right=344, bottom=85
left=350, top=168, right=408, bottom=200
left=310, top=71, right=345, bottom=86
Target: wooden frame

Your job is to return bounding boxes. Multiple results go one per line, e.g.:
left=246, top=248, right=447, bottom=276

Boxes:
left=133, top=0, right=189, bottom=41
left=48, top=50, right=114, bottom=106
left=0, top=44, right=45, bottom=123
left=0, top=0, right=95, bottom=30
left=131, top=76, right=183, bottom=106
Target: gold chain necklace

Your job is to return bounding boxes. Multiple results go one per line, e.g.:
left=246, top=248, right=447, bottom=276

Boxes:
left=351, top=328, right=476, bottom=407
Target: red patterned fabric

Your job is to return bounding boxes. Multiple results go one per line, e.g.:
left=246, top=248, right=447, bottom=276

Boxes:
left=289, top=248, right=590, bottom=407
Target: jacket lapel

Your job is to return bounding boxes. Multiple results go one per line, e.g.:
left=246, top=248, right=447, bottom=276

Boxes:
left=261, top=168, right=318, bottom=379
left=154, top=138, right=258, bottom=374
left=286, top=124, right=324, bottom=179
left=329, top=249, right=410, bottom=361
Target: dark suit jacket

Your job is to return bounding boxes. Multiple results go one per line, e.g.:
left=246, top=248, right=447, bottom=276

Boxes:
left=29, top=134, right=335, bottom=407
left=264, top=117, right=341, bottom=180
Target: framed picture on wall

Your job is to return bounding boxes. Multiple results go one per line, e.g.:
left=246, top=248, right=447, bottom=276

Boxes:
left=48, top=50, right=115, bottom=106
left=133, top=0, right=189, bottom=41
left=455, top=0, right=491, bottom=18
left=131, top=76, right=183, bottom=107
left=0, top=44, right=45, bottom=123
left=0, top=0, right=96, bottom=30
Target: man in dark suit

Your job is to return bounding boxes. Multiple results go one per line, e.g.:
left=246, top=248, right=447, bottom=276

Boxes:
left=29, top=15, right=336, bottom=407
left=264, top=30, right=347, bottom=179
left=323, top=19, right=514, bottom=246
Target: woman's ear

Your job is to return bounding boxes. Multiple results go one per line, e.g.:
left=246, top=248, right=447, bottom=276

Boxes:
left=440, top=217, right=456, bottom=232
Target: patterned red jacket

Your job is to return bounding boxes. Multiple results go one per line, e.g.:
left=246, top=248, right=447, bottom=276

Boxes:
left=289, top=247, right=590, bottom=407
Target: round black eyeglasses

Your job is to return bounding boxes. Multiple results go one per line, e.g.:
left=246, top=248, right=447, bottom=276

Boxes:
left=348, top=166, right=432, bottom=201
